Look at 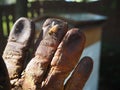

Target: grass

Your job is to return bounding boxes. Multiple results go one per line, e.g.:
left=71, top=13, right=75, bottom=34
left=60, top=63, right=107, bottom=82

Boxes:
left=2, top=15, right=13, bottom=36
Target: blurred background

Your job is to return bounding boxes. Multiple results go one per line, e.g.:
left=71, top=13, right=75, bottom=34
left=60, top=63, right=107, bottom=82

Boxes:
left=0, top=0, right=120, bottom=90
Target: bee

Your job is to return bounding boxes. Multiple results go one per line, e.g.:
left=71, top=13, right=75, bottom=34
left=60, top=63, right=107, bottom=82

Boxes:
left=48, top=24, right=59, bottom=35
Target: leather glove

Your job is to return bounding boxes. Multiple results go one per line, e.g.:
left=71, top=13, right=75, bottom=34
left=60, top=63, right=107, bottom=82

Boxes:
left=0, top=17, right=93, bottom=90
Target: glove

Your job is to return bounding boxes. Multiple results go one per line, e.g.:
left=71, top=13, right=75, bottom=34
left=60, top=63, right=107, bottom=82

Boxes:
left=1, top=17, right=93, bottom=90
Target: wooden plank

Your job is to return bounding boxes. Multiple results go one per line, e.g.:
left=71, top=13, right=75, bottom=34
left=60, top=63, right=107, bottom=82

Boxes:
left=82, top=26, right=102, bottom=47
left=42, top=1, right=103, bottom=14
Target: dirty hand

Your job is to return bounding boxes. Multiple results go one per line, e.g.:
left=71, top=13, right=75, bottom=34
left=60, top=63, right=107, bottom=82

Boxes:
left=0, top=17, right=93, bottom=90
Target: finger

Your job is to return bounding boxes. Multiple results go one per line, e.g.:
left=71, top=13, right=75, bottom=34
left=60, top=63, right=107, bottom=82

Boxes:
left=2, top=17, right=35, bottom=81
left=23, top=18, right=68, bottom=90
left=34, top=18, right=55, bottom=54
left=0, top=56, right=11, bottom=90
left=65, top=56, right=93, bottom=90
left=41, top=28, right=85, bottom=90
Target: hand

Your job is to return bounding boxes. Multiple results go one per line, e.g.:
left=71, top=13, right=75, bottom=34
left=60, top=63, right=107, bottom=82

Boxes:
left=0, top=17, right=93, bottom=90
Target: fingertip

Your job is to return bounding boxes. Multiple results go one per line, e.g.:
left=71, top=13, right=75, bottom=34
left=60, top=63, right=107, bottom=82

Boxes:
left=78, top=56, right=93, bottom=76
left=9, top=17, right=35, bottom=45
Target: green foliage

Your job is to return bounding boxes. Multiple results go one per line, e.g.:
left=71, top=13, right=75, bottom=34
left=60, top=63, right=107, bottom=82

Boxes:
left=0, top=0, right=16, bottom=5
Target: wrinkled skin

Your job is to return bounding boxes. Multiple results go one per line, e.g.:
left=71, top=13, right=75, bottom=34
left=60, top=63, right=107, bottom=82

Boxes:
left=0, top=17, right=93, bottom=90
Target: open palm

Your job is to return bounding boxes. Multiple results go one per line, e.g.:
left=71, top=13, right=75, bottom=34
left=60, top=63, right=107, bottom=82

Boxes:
left=0, top=17, right=93, bottom=90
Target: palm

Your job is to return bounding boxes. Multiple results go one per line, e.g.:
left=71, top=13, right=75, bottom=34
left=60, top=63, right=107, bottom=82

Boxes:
left=0, top=17, right=93, bottom=90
